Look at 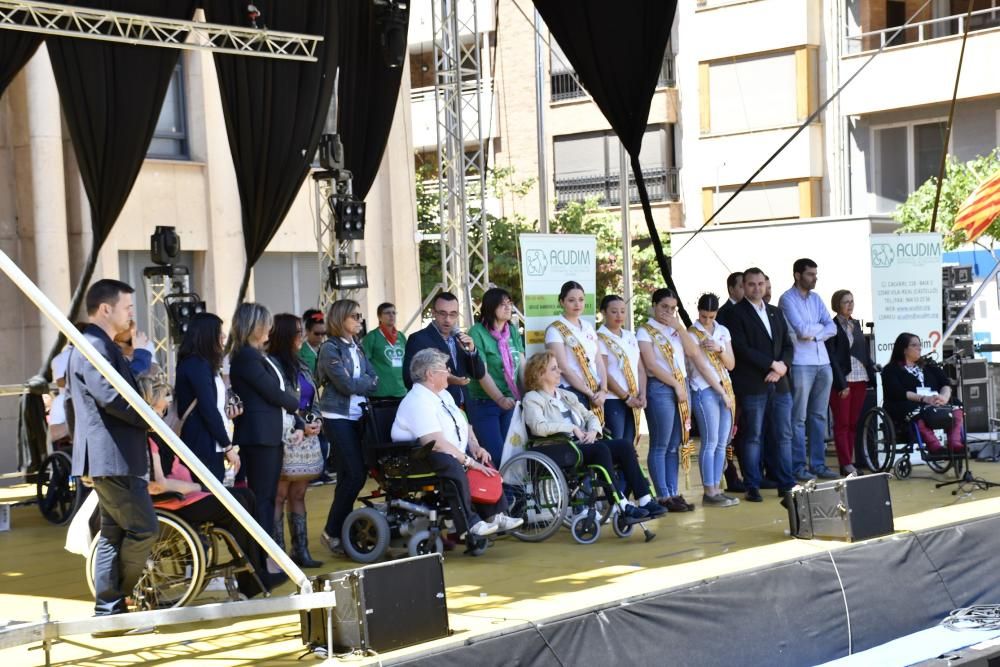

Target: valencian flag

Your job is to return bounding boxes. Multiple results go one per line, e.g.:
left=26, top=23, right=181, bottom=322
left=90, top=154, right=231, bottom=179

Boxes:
left=953, top=170, right=1000, bottom=242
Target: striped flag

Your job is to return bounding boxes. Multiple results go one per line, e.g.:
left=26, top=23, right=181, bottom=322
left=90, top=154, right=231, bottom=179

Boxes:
left=953, top=170, right=1000, bottom=243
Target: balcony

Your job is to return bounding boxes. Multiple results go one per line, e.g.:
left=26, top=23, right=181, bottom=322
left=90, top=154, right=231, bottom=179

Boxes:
left=551, top=52, right=675, bottom=103
left=410, top=80, right=497, bottom=151
left=554, top=167, right=679, bottom=209
left=840, top=7, right=1000, bottom=116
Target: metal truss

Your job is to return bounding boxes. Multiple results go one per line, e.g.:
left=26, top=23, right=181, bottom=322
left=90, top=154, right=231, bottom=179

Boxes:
left=313, top=171, right=360, bottom=311
left=431, top=0, right=488, bottom=327
left=0, top=0, right=322, bottom=61
left=143, top=266, right=189, bottom=385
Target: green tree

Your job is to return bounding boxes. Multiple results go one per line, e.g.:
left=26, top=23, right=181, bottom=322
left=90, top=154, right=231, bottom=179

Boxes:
left=894, top=148, right=1000, bottom=250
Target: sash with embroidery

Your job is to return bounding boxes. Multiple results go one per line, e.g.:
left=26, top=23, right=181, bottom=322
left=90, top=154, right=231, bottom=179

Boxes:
left=689, top=326, right=736, bottom=462
left=551, top=320, right=604, bottom=426
left=642, top=322, right=694, bottom=487
left=598, top=331, right=641, bottom=447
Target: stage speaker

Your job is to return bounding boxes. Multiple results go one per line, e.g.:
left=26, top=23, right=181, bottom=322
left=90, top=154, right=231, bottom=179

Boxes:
left=785, top=473, right=894, bottom=542
left=300, top=554, right=449, bottom=654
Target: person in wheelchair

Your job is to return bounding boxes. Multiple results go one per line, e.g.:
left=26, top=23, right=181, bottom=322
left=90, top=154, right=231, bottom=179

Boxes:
left=391, top=349, right=524, bottom=539
left=881, top=333, right=964, bottom=454
left=521, top=352, right=666, bottom=523
left=139, top=374, right=268, bottom=598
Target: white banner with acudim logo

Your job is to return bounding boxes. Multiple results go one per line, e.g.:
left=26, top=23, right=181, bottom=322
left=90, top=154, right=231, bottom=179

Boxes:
left=519, top=234, right=597, bottom=356
left=870, top=233, right=943, bottom=366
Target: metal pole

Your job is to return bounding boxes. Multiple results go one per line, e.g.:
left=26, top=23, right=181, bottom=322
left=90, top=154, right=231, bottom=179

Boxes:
left=534, top=8, right=549, bottom=233
left=0, top=249, right=310, bottom=593
left=619, top=141, right=634, bottom=330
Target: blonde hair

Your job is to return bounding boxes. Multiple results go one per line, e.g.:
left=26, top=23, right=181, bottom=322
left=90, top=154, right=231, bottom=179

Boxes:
left=226, top=302, right=272, bottom=355
left=136, top=372, right=172, bottom=411
left=524, top=351, right=556, bottom=392
left=326, top=299, right=361, bottom=339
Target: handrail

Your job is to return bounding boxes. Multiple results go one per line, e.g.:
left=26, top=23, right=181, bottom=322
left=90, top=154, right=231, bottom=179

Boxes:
left=846, top=6, right=1000, bottom=54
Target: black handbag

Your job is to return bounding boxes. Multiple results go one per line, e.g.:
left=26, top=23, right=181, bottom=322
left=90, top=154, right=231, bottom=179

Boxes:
left=919, top=405, right=954, bottom=429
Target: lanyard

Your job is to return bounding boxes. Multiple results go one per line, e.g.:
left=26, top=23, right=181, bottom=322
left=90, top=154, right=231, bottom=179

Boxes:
left=440, top=399, right=463, bottom=447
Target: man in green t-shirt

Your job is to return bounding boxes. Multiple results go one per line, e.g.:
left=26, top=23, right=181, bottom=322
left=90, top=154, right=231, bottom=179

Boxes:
left=362, top=302, right=407, bottom=398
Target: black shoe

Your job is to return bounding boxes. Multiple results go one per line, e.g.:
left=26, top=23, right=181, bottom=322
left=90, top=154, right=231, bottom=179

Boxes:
left=745, top=487, right=763, bottom=502
left=759, top=478, right=778, bottom=489
left=621, top=504, right=650, bottom=525
left=726, top=480, right=746, bottom=493
left=640, top=500, right=668, bottom=518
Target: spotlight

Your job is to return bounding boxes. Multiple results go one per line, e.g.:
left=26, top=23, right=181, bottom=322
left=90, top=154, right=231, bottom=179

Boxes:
left=327, top=264, right=369, bottom=291
left=150, top=226, right=181, bottom=266
left=374, top=0, right=408, bottom=69
left=318, top=134, right=345, bottom=172
left=331, top=196, right=367, bottom=241
left=165, top=293, right=206, bottom=341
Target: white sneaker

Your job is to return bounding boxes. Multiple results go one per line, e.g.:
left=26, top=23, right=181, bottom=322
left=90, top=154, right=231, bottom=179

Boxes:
left=490, top=513, right=524, bottom=532
left=469, top=520, right=498, bottom=537
left=203, top=577, right=228, bottom=592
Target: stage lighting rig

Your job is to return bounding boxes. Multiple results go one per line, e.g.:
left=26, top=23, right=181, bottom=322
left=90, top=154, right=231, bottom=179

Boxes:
left=331, top=196, right=367, bottom=241
left=374, top=0, right=408, bottom=69
left=165, top=293, right=206, bottom=341
left=150, top=226, right=181, bottom=266
left=328, top=264, right=369, bottom=291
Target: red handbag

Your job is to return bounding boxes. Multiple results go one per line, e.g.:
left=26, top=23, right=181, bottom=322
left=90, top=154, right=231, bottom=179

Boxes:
left=466, top=465, right=503, bottom=504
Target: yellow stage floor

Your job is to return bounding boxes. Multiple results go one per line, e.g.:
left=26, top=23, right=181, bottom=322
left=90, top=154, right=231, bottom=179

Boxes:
left=3, top=458, right=1000, bottom=666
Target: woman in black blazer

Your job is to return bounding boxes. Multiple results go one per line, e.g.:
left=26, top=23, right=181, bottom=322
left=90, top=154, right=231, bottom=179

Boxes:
left=824, top=290, right=876, bottom=475
left=174, top=313, right=239, bottom=483
left=227, top=302, right=301, bottom=538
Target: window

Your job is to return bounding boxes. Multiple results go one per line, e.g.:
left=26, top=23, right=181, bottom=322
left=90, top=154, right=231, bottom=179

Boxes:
left=708, top=52, right=797, bottom=134
left=872, top=121, right=948, bottom=211
left=148, top=61, right=189, bottom=159
left=550, top=40, right=674, bottom=102
left=553, top=125, right=677, bottom=207
left=252, top=252, right=321, bottom=317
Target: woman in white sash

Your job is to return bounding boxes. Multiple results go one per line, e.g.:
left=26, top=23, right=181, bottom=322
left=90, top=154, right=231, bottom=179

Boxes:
left=544, top=281, right=608, bottom=423
left=597, top=295, right=644, bottom=446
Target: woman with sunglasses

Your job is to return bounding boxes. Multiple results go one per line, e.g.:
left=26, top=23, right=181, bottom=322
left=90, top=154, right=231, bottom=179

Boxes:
left=315, top=299, right=379, bottom=555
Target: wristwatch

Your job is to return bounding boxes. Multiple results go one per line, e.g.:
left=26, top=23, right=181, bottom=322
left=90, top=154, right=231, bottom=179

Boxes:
left=463, top=454, right=472, bottom=469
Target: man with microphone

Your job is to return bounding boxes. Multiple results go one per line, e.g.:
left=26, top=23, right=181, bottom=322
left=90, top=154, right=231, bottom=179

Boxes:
left=403, top=291, right=486, bottom=409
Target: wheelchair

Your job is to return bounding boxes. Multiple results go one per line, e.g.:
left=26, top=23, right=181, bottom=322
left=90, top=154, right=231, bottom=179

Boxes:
left=338, top=399, right=491, bottom=564
left=35, top=446, right=88, bottom=525
left=499, top=434, right=655, bottom=545
left=84, top=506, right=265, bottom=610
left=860, top=405, right=966, bottom=480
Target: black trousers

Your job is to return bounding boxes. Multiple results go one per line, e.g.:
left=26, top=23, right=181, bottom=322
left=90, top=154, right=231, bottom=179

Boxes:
left=427, top=451, right=508, bottom=535
left=323, top=418, right=367, bottom=538
left=91, top=476, right=159, bottom=615
left=169, top=487, right=266, bottom=597
left=579, top=439, right=652, bottom=500
left=240, top=444, right=283, bottom=537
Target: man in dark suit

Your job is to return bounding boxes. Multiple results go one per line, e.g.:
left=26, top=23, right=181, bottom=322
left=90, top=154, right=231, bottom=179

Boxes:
left=68, top=279, right=158, bottom=626
left=726, top=267, right=795, bottom=502
left=403, top=291, right=486, bottom=407
left=715, top=271, right=744, bottom=328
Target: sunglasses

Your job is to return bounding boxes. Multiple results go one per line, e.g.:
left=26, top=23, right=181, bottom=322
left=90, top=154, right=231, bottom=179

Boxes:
left=349, top=312, right=364, bottom=321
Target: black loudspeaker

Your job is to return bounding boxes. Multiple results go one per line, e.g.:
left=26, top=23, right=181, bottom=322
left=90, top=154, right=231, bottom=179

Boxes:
left=785, top=473, right=894, bottom=541
left=300, top=554, right=449, bottom=654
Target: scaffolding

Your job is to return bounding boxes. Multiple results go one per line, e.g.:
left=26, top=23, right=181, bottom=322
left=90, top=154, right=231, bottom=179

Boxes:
left=313, top=170, right=363, bottom=311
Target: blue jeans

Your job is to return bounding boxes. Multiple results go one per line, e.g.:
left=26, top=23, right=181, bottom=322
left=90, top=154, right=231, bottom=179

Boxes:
left=603, top=398, right=637, bottom=445
left=791, top=364, right=834, bottom=473
left=740, top=387, right=795, bottom=490
left=466, top=397, right=515, bottom=466
left=691, top=388, right=732, bottom=488
left=645, top=379, right=682, bottom=497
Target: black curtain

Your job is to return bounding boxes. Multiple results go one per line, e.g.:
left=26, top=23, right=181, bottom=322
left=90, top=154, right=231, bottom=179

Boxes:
left=532, top=1, right=686, bottom=324
left=0, top=31, right=41, bottom=98
left=203, top=0, right=340, bottom=303
left=337, top=0, right=410, bottom=200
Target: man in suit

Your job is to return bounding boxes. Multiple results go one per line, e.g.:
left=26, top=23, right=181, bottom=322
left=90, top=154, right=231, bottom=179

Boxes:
left=726, top=267, right=795, bottom=502
left=403, top=291, right=486, bottom=408
left=715, top=271, right=744, bottom=328
left=68, top=279, right=158, bottom=628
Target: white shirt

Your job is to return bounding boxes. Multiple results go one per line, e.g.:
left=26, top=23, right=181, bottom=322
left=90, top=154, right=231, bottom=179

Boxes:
left=324, top=341, right=366, bottom=421
left=751, top=300, right=772, bottom=338
left=49, top=347, right=72, bottom=425
left=597, top=325, right=640, bottom=398
left=687, top=321, right=731, bottom=391
left=545, top=316, right=600, bottom=387
left=637, top=319, right=687, bottom=380
left=392, top=382, right=470, bottom=453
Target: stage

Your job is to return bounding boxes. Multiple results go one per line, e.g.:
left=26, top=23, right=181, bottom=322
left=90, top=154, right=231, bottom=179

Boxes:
left=3, top=458, right=1000, bottom=666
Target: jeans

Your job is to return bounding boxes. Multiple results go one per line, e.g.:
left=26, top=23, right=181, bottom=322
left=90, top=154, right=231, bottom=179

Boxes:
left=466, top=397, right=515, bottom=466
left=603, top=398, right=637, bottom=445
left=323, top=418, right=367, bottom=539
left=91, top=476, right=158, bottom=616
left=791, top=364, right=834, bottom=473
left=740, top=388, right=795, bottom=491
left=240, top=444, right=284, bottom=537
left=829, top=381, right=868, bottom=467
left=645, top=379, right=682, bottom=497
left=691, top=388, right=732, bottom=488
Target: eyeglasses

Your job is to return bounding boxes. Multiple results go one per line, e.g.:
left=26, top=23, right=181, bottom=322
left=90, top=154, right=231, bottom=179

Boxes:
left=434, top=309, right=459, bottom=319
left=349, top=313, right=363, bottom=321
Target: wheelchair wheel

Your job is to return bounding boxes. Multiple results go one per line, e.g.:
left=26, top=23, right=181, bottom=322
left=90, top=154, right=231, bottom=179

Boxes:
left=342, top=507, right=391, bottom=564
left=893, top=457, right=912, bottom=479
left=85, top=511, right=206, bottom=610
left=407, top=529, right=444, bottom=558
left=570, top=512, right=600, bottom=545
left=37, top=451, right=85, bottom=525
left=612, top=509, right=634, bottom=539
left=861, top=408, right=896, bottom=473
left=499, top=451, right=568, bottom=543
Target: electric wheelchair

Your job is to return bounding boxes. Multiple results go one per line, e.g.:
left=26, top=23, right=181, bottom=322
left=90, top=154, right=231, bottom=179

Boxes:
left=84, top=503, right=265, bottom=610
left=860, top=405, right=966, bottom=479
left=498, top=434, right=656, bottom=545
left=338, top=399, right=491, bottom=564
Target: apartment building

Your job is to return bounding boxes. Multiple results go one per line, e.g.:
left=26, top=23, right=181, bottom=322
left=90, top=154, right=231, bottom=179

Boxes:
left=0, top=38, right=420, bottom=474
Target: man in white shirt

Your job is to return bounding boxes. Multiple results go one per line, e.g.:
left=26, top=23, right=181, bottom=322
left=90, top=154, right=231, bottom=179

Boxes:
left=393, top=349, right=523, bottom=538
